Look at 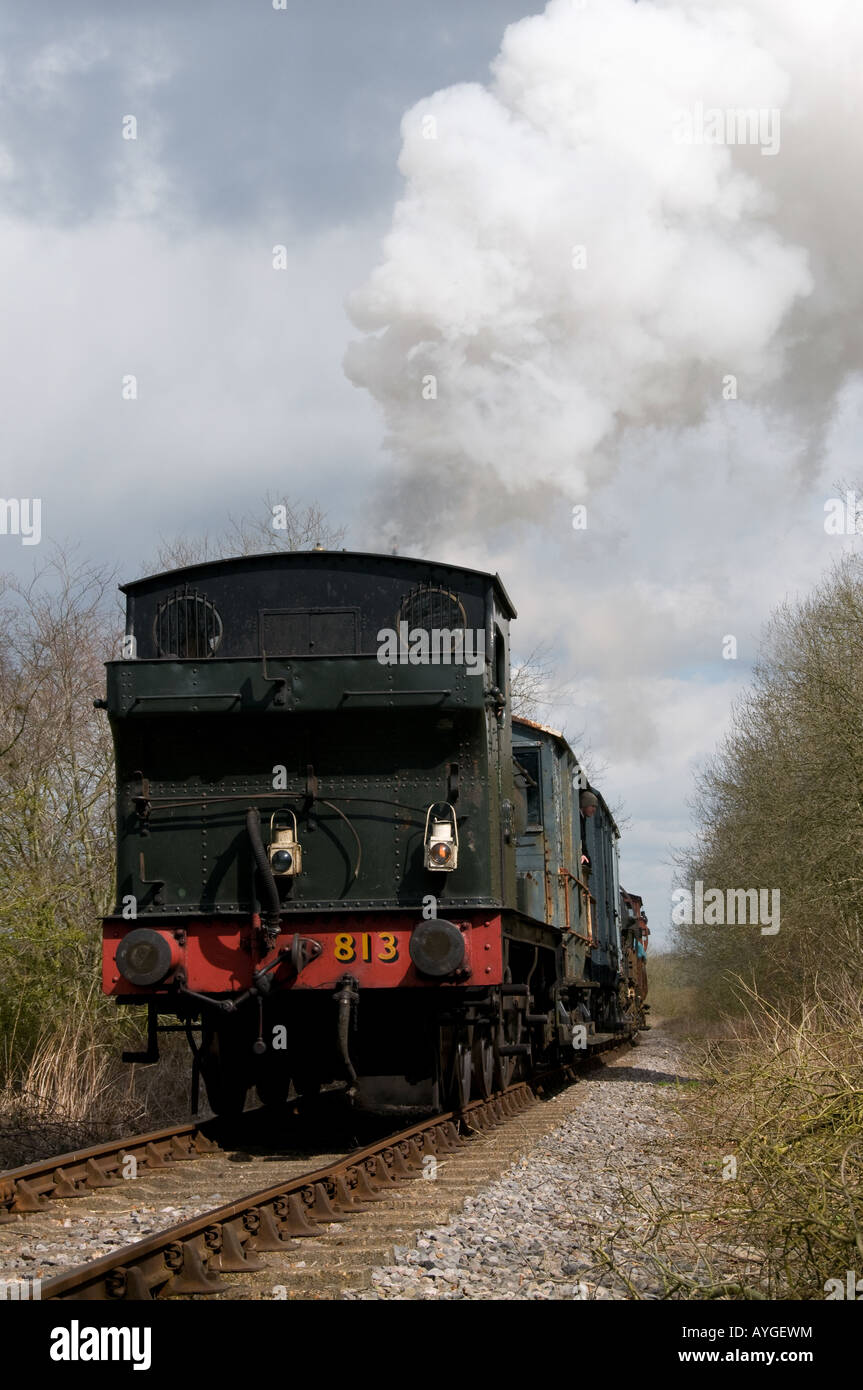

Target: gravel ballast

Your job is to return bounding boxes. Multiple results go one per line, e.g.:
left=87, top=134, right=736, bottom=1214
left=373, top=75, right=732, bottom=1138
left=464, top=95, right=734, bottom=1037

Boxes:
left=344, top=1026, right=720, bottom=1300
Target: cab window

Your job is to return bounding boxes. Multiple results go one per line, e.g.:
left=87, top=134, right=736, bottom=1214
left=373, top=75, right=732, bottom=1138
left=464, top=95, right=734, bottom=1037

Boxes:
left=514, top=746, right=542, bottom=829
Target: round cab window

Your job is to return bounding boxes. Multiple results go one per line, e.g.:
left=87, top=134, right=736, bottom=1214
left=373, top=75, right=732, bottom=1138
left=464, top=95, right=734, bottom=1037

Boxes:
left=397, top=583, right=466, bottom=634
left=154, top=590, right=223, bottom=658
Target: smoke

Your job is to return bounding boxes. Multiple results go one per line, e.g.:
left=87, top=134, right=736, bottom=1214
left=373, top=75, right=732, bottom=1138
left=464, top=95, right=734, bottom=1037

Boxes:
left=344, top=0, right=863, bottom=542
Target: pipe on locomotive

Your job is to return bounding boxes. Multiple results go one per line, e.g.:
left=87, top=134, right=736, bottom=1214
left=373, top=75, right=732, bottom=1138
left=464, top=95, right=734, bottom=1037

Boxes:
left=334, top=976, right=358, bottom=1088
left=246, top=807, right=282, bottom=935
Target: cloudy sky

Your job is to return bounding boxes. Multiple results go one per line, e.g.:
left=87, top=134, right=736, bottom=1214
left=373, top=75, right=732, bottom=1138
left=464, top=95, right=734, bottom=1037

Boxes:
left=2, top=0, right=862, bottom=944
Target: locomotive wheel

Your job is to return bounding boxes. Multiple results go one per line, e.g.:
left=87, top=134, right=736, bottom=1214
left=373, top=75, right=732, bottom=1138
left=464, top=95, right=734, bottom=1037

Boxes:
left=200, top=1023, right=250, bottom=1117
left=491, top=973, right=525, bottom=1089
left=494, top=997, right=525, bottom=1089
left=471, top=1023, right=494, bottom=1099
left=291, top=1071, right=322, bottom=1108
left=453, top=1039, right=472, bottom=1109
left=255, top=1070, right=293, bottom=1107
left=439, top=1023, right=473, bottom=1110
left=253, top=1031, right=292, bottom=1107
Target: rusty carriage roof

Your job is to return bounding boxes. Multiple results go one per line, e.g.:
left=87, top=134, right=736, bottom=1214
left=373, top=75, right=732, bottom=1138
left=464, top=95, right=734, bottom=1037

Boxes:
left=512, top=715, right=621, bottom=838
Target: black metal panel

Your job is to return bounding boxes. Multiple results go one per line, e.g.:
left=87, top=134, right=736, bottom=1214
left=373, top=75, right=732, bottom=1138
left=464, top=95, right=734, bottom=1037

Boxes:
left=260, top=607, right=360, bottom=656
left=120, top=551, right=514, bottom=660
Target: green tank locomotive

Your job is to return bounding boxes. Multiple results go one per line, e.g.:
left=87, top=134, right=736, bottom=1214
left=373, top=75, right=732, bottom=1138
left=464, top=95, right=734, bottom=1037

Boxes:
left=98, top=549, right=644, bottom=1113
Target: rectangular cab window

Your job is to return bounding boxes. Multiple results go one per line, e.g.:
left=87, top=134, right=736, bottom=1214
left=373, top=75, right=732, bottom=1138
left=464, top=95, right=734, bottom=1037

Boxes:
left=514, top=746, right=542, bottom=829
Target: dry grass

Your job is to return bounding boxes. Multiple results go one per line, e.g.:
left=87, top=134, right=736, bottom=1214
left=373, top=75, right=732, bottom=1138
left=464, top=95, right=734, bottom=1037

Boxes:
left=642, top=952, right=709, bottom=1037
left=0, top=1008, right=195, bottom=1170
left=688, top=980, right=863, bottom=1297
left=598, top=976, right=863, bottom=1300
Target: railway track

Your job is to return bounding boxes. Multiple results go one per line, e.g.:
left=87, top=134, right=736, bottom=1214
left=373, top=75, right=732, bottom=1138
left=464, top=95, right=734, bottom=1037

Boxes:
left=39, top=1084, right=538, bottom=1300
left=1, top=1033, right=632, bottom=1301
left=0, top=1121, right=221, bottom=1219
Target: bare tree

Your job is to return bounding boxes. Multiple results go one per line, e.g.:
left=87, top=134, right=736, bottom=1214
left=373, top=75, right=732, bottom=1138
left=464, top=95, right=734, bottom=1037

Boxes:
left=0, top=547, right=120, bottom=1066
left=676, top=552, right=863, bottom=1007
left=153, top=495, right=346, bottom=572
left=510, top=641, right=576, bottom=720
left=509, top=640, right=612, bottom=782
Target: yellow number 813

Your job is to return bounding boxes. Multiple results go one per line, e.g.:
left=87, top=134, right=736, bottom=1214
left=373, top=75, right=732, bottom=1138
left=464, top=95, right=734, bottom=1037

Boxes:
left=334, top=933, right=399, bottom=964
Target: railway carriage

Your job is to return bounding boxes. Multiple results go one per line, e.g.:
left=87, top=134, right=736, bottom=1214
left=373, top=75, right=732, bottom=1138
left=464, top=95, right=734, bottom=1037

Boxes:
left=97, top=550, right=645, bottom=1114
left=512, top=718, right=627, bottom=1035
left=620, top=889, right=650, bottom=1027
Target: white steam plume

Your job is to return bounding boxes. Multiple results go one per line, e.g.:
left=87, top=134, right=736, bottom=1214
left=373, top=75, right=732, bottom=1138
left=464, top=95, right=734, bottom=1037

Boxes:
left=344, top=0, right=863, bottom=539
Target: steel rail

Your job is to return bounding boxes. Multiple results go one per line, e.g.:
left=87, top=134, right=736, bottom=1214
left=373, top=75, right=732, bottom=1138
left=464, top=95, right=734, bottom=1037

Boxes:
left=0, top=1029, right=630, bottom=1223
left=0, top=1121, right=219, bottom=1218
left=42, top=1083, right=537, bottom=1301
left=1, top=1026, right=631, bottom=1224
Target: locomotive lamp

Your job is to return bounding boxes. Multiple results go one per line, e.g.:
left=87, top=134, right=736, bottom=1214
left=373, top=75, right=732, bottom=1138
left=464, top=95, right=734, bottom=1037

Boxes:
left=424, top=803, right=458, bottom=871
left=268, top=809, right=302, bottom=876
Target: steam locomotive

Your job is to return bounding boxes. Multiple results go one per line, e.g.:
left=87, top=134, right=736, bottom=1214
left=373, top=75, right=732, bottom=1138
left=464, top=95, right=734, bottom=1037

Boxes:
left=97, top=550, right=647, bottom=1114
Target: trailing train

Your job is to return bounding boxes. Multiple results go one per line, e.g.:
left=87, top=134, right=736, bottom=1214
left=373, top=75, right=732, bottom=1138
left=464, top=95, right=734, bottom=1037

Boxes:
left=97, top=550, right=648, bottom=1115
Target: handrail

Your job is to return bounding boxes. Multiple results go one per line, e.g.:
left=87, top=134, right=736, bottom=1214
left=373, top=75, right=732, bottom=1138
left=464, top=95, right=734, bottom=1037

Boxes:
left=130, top=693, right=242, bottom=706
left=341, top=688, right=452, bottom=698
